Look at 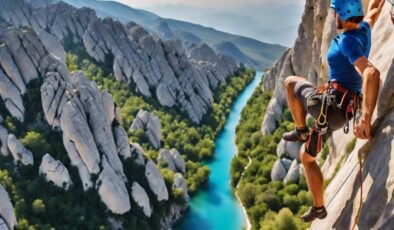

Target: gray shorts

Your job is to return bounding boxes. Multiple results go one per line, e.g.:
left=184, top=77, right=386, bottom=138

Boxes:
left=293, top=80, right=355, bottom=157
left=294, top=80, right=351, bottom=131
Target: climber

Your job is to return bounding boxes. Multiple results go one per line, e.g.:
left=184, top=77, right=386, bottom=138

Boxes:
left=282, top=0, right=385, bottom=222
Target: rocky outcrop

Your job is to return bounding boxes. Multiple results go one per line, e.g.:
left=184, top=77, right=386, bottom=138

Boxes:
left=0, top=126, right=9, bottom=156
left=283, top=160, right=300, bottom=184
left=173, top=173, right=190, bottom=201
left=271, top=159, right=287, bottom=182
left=0, top=184, right=17, bottom=230
left=7, top=134, right=34, bottom=165
left=39, top=153, right=73, bottom=189
left=0, top=0, right=238, bottom=124
left=130, top=110, right=161, bottom=149
left=131, top=182, right=152, bottom=217
left=262, top=0, right=394, bottom=228
left=158, top=149, right=177, bottom=172
left=130, top=143, right=145, bottom=166
left=145, top=160, right=169, bottom=202
left=113, top=125, right=131, bottom=160
left=96, top=159, right=131, bottom=215
left=170, top=149, right=186, bottom=174
left=276, top=139, right=302, bottom=162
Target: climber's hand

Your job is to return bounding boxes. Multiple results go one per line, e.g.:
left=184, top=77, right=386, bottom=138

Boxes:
left=354, top=114, right=372, bottom=140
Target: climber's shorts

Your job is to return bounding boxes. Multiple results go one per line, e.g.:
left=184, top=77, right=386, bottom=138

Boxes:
left=294, top=80, right=354, bottom=157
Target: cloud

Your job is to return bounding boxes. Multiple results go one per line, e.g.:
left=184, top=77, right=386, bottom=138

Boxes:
left=120, top=0, right=304, bottom=8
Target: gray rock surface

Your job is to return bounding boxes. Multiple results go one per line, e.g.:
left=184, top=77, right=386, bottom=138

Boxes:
left=131, top=182, right=152, bottom=217
left=96, top=159, right=131, bottom=215
left=130, top=110, right=162, bottom=149
left=271, top=159, right=287, bottom=181
left=0, top=218, right=7, bottom=230
left=170, top=149, right=186, bottom=174
left=158, top=149, right=177, bottom=172
left=130, top=143, right=145, bottom=166
left=276, top=139, right=286, bottom=158
left=0, top=126, right=9, bottom=156
left=60, top=100, right=101, bottom=175
left=7, top=134, right=33, bottom=165
left=145, top=160, right=169, bottom=201
left=283, top=160, right=300, bottom=183
left=285, top=141, right=302, bottom=161
left=172, top=173, right=190, bottom=201
left=0, top=184, right=17, bottom=230
left=281, top=158, right=293, bottom=171
left=39, top=153, right=73, bottom=190
left=0, top=0, right=238, bottom=124
left=113, top=125, right=131, bottom=159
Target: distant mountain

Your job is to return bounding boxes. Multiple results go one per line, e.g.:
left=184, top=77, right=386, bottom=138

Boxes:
left=214, top=41, right=257, bottom=67
left=60, top=0, right=286, bottom=69
left=145, top=3, right=304, bottom=47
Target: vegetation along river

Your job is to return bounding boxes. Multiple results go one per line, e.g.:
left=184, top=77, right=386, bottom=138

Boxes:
left=175, top=71, right=263, bottom=230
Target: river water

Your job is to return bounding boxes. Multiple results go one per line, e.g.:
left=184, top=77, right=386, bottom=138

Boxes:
left=174, top=71, right=263, bottom=230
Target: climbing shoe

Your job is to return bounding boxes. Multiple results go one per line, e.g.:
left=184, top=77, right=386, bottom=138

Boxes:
left=300, top=206, right=327, bottom=222
left=282, top=127, right=310, bottom=142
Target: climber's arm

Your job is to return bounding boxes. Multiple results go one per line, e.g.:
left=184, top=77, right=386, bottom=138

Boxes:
left=353, top=56, right=380, bottom=139
left=365, top=0, right=385, bottom=28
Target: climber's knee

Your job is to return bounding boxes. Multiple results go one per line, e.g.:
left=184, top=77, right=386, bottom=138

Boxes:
left=285, top=76, right=298, bottom=92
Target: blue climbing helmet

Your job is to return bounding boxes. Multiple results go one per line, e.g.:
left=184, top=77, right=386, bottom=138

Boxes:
left=330, top=0, right=364, bottom=21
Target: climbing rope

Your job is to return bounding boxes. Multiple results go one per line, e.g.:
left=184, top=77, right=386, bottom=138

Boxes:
left=325, top=151, right=365, bottom=230
left=352, top=152, right=364, bottom=230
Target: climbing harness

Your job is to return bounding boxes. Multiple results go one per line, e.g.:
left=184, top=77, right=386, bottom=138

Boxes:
left=314, top=81, right=361, bottom=135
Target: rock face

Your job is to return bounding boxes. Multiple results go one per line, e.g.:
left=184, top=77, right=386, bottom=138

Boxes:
left=283, top=160, right=300, bottom=183
left=131, top=182, right=152, bottom=217
left=276, top=139, right=302, bottom=162
left=0, top=0, right=238, bottom=124
left=7, top=134, right=34, bottom=165
left=262, top=0, right=394, bottom=228
left=130, top=110, right=162, bottom=149
left=173, top=173, right=190, bottom=201
left=96, top=159, right=131, bottom=215
left=130, top=143, right=145, bottom=166
left=145, top=160, right=169, bottom=202
left=271, top=159, right=287, bottom=181
left=158, top=149, right=177, bottom=172
left=0, top=126, right=9, bottom=156
left=0, top=184, right=17, bottom=230
left=170, top=149, right=186, bottom=174
left=39, top=153, right=73, bottom=190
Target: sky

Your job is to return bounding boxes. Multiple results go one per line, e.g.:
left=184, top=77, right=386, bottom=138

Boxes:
left=112, top=0, right=305, bottom=46
left=116, top=0, right=304, bottom=9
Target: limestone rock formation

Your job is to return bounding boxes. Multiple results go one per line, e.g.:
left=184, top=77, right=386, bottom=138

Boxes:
left=170, top=149, right=186, bottom=174
left=276, top=140, right=302, bottom=162
left=0, top=126, right=9, bottom=156
left=131, top=182, right=152, bottom=217
left=113, top=125, right=132, bottom=160
left=96, top=159, right=131, bottom=215
left=283, top=160, right=300, bottom=183
left=130, top=110, right=162, bottom=149
left=130, top=143, right=145, bottom=166
left=158, top=149, right=177, bottom=172
left=0, top=184, right=17, bottom=230
left=39, top=153, right=72, bottom=189
left=7, top=134, right=33, bottom=165
left=0, top=0, right=239, bottom=124
left=173, top=173, right=190, bottom=201
left=145, top=160, right=169, bottom=202
left=271, top=159, right=287, bottom=181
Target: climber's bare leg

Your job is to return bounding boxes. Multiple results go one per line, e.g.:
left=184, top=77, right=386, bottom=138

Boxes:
left=284, top=76, right=308, bottom=128
left=300, top=145, right=324, bottom=207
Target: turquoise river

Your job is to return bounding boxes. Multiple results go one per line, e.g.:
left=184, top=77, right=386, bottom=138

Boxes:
left=174, top=71, right=263, bottom=230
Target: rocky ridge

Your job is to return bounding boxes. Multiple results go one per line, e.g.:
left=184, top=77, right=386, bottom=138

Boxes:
left=0, top=0, right=238, bottom=124
left=0, top=4, right=189, bottom=228
left=261, top=0, right=394, bottom=228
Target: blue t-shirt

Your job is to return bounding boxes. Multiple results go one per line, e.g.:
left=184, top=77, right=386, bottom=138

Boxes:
left=327, top=21, right=371, bottom=94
